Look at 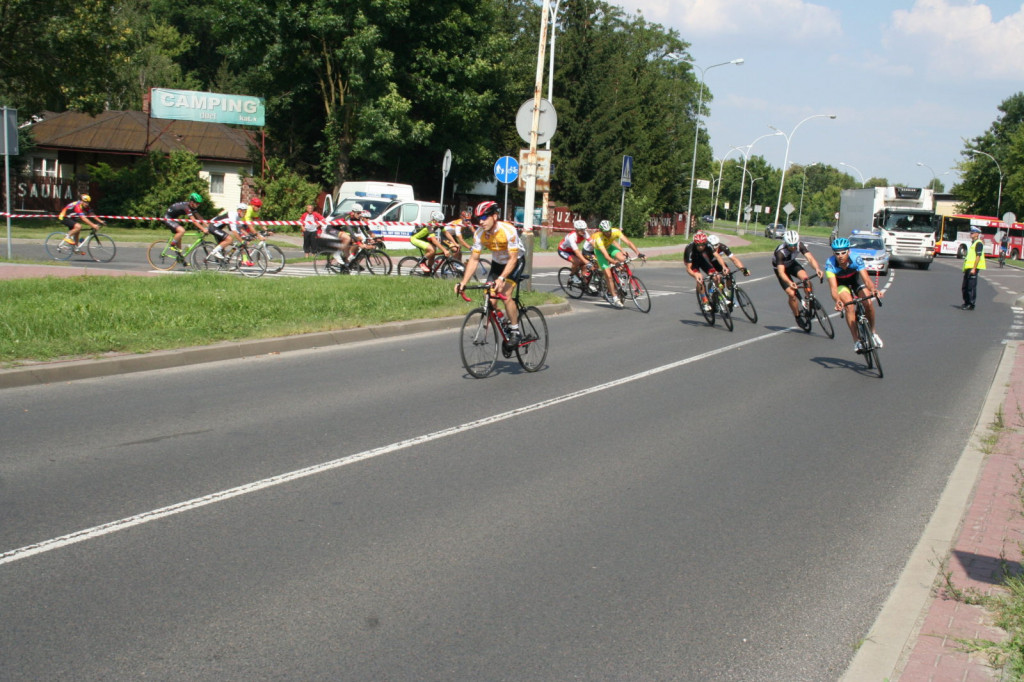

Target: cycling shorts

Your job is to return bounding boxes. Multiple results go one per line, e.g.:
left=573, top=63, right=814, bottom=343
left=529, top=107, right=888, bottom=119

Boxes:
left=165, top=219, right=184, bottom=232
left=595, top=244, right=622, bottom=269
left=775, top=261, right=806, bottom=290
left=410, top=235, right=432, bottom=253
left=488, top=256, right=525, bottom=283
left=557, top=248, right=577, bottom=262
left=837, top=280, right=867, bottom=297
left=61, top=217, right=82, bottom=230
left=208, top=225, right=228, bottom=241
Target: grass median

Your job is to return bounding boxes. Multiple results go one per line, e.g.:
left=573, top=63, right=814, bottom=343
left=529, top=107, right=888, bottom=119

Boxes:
left=0, top=274, right=560, bottom=366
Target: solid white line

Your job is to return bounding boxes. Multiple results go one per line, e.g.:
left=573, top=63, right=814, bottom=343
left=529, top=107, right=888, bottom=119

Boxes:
left=0, top=327, right=792, bottom=567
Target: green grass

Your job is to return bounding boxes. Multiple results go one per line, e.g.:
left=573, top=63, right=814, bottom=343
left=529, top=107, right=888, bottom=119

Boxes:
left=0, top=274, right=560, bottom=365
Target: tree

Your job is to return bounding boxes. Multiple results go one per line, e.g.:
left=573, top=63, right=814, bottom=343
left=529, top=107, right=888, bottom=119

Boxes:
left=955, top=92, right=1024, bottom=216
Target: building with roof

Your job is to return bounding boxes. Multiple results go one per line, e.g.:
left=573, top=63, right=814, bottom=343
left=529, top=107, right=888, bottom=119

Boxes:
left=13, top=109, right=257, bottom=212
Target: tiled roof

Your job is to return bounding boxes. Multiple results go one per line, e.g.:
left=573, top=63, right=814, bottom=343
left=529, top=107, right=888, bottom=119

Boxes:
left=28, top=110, right=256, bottom=162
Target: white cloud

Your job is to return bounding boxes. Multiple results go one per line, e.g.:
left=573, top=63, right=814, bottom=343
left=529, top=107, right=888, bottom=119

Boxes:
left=612, top=0, right=842, bottom=43
left=886, top=0, right=1024, bottom=80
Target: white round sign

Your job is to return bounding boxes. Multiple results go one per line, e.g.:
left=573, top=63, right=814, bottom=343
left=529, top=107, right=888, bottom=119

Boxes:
left=516, top=98, right=558, bottom=145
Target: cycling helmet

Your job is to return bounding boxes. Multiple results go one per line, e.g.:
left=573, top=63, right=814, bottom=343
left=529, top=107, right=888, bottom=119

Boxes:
left=707, top=234, right=721, bottom=246
left=693, top=231, right=708, bottom=244
left=250, top=197, right=263, bottom=208
left=473, top=200, right=500, bottom=223
left=831, top=237, right=851, bottom=251
left=460, top=208, right=472, bottom=219
left=81, top=194, right=92, bottom=203
left=573, top=219, right=587, bottom=231
left=783, top=230, right=800, bottom=246
left=188, top=192, right=202, bottom=203
left=430, top=210, right=445, bottom=222
left=351, top=203, right=364, bottom=212
left=598, top=220, right=612, bottom=232
left=236, top=203, right=248, bottom=211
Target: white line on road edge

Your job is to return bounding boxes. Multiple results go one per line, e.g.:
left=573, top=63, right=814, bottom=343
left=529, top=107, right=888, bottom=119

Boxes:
left=0, top=327, right=792, bottom=568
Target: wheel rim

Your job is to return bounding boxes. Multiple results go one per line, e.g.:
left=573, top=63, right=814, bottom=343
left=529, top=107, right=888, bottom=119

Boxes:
left=460, top=309, right=498, bottom=378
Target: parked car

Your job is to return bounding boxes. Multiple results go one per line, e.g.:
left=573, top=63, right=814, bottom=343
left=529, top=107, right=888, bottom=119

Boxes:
left=765, top=223, right=786, bottom=239
left=701, top=214, right=714, bottom=224
left=848, top=231, right=890, bottom=276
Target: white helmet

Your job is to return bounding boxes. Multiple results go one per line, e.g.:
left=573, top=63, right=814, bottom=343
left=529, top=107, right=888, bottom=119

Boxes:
left=350, top=203, right=364, bottom=212
left=599, top=220, right=612, bottom=232
left=783, top=230, right=800, bottom=246
left=236, top=203, right=248, bottom=211
left=573, top=219, right=587, bottom=231
left=707, top=234, right=721, bottom=246
left=430, top=210, right=445, bottom=222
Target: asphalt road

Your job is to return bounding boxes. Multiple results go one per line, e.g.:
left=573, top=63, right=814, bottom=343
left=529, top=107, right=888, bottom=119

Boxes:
left=1, top=255, right=1019, bottom=680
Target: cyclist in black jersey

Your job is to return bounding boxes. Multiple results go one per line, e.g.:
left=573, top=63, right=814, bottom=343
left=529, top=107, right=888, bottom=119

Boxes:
left=164, top=192, right=208, bottom=252
left=825, top=237, right=884, bottom=351
left=772, top=229, right=824, bottom=328
left=684, top=231, right=728, bottom=312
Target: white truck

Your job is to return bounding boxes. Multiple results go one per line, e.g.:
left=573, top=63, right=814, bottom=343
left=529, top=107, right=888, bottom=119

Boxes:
left=838, top=187, right=937, bottom=269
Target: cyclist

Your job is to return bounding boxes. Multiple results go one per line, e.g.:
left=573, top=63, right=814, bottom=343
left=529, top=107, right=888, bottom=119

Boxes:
left=203, top=203, right=247, bottom=262
left=442, top=209, right=474, bottom=262
left=557, top=220, right=594, bottom=284
left=593, top=219, right=644, bottom=308
left=410, top=210, right=451, bottom=273
left=58, top=194, right=105, bottom=248
left=707, top=234, right=749, bottom=276
left=683, top=231, right=728, bottom=312
left=772, top=229, right=824, bottom=330
left=999, top=231, right=1010, bottom=264
left=164, top=192, right=208, bottom=252
left=825, top=237, right=884, bottom=352
left=455, top=201, right=527, bottom=344
left=325, top=203, right=371, bottom=266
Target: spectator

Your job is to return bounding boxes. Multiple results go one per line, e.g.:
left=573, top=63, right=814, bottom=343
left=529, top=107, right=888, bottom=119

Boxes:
left=300, top=203, right=324, bottom=257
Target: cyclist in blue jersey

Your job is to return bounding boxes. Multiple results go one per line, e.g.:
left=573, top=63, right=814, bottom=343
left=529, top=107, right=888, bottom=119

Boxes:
left=825, top=237, right=884, bottom=352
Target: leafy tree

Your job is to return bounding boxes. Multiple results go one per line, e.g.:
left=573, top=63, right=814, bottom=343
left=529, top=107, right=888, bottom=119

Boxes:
left=89, top=150, right=212, bottom=224
left=955, top=92, right=1024, bottom=216
left=247, top=157, right=322, bottom=229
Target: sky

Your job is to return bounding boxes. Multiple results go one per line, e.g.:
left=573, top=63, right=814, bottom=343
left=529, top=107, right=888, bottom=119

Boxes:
left=605, top=0, right=1024, bottom=191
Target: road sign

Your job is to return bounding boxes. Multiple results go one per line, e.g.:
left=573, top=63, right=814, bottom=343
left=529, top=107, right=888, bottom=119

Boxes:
left=515, top=99, right=558, bottom=145
left=442, top=149, right=452, bottom=178
left=783, top=202, right=795, bottom=215
left=494, top=156, right=520, bottom=184
left=518, top=149, right=551, bottom=192
left=621, top=155, right=633, bottom=188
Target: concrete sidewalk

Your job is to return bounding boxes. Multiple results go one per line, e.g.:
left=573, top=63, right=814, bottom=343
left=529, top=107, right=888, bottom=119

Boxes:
left=843, top=340, right=1024, bottom=681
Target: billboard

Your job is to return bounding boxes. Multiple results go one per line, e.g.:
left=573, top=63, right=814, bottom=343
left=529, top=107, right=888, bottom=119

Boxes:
left=150, top=88, right=265, bottom=126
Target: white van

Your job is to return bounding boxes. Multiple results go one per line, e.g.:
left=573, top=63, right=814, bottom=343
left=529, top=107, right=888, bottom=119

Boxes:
left=323, top=181, right=414, bottom=216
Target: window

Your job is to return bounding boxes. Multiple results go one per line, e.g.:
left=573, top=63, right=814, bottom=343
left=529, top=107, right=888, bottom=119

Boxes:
left=208, top=173, right=225, bottom=195
left=32, top=157, right=58, bottom=178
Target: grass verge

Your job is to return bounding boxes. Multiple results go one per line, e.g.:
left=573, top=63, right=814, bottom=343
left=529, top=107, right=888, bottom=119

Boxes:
left=0, top=274, right=560, bottom=365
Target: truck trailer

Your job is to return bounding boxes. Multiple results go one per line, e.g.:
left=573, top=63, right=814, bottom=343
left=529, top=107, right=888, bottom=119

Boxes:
left=838, top=187, right=936, bottom=269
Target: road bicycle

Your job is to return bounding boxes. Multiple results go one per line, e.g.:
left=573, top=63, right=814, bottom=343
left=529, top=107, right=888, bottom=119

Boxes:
left=999, top=245, right=1007, bottom=268
left=397, top=249, right=466, bottom=279
left=146, top=231, right=210, bottom=271
left=557, top=255, right=601, bottom=299
left=458, top=281, right=549, bottom=378
left=191, top=234, right=268, bottom=277
left=721, top=268, right=757, bottom=323
left=608, top=255, right=651, bottom=312
left=697, top=272, right=732, bottom=331
left=843, top=293, right=883, bottom=378
left=791, top=277, right=835, bottom=338
left=313, top=236, right=392, bottom=276
left=249, top=230, right=287, bottom=274
left=45, top=226, right=117, bottom=262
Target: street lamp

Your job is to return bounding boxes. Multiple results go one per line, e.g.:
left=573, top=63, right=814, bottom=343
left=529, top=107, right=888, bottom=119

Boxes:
left=797, top=162, right=819, bottom=228
left=748, top=174, right=763, bottom=227
left=712, top=147, right=743, bottom=222
left=678, top=56, right=744, bottom=237
left=770, top=113, right=837, bottom=230
left=838, top=162, right=865, bottom=187
left=734, top=131, right=784, bottom=226
left=916, top=161, right=938, bottom=190
left=966, top=149, right=1003, bottom=217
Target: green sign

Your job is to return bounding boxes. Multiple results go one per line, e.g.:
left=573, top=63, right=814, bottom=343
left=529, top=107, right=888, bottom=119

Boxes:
left=150, top=88, right=265, bottom=127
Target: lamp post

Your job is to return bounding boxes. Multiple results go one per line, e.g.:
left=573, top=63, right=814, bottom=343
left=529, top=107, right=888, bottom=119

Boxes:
left=838, top=162, right=865, bottom=187
left=967, top=149, right=1003, bottom=217
left=712, top=147, right=743, bottom=222
left=770, top=113, right=836, bottom=230
left=916, top=161, right=938, bottom=190
left=734, top=131, right=784, bottom=226
left=797, top=162, right=819, bottom=228
left=679, top=56, right=744, bottom=238
left=748, top=174, right=763, bottom=227
left=538, top=0, right=561, bottom=249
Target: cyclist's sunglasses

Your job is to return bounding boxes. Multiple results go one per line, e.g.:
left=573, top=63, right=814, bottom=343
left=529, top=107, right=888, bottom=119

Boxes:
left=472, top=212, right=496, bottom=225
left=833, top=249, right=849, bottom=256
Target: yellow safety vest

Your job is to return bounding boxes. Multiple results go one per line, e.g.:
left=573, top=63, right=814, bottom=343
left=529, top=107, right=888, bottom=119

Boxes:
left=963, top=239, right=986, bottom=270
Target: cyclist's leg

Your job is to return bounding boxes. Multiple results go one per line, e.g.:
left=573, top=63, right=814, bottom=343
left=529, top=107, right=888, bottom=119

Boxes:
left=776, top=267, right=802, bottom=319
left=165, top=220, right=186, bottom=249
left=63, top=218, right=83, bottom=243
left=836, top=286, right=857, bottom=340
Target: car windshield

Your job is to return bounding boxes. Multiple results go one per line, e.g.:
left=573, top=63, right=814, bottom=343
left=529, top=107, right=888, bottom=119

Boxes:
left=331, top=198, right=391, bottom=219
left=850, top=237, right=884, bottom=250
left=882, top=212, right=934, bottom=233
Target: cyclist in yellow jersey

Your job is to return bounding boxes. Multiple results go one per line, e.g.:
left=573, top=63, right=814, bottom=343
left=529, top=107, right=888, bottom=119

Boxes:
left=592, top=219, right=644, bottom=308
left=455, top=201, right=527, bottom=343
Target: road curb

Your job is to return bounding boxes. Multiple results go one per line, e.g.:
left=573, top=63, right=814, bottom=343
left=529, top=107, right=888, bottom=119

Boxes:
left=839, top=340, right=1019, bottom=681
left=0, top=301, right=573, bottom=390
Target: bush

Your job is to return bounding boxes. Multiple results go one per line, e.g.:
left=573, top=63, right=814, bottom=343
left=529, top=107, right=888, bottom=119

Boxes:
left=89, top=150, right=213, bottom=225
left=248, top=158, right=323, bottom=232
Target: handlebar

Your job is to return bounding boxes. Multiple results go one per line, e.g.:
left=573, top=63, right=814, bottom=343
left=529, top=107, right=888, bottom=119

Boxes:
left=458, top=283, right=509, bottom=303
left=843, top=292, right=883, bottom=308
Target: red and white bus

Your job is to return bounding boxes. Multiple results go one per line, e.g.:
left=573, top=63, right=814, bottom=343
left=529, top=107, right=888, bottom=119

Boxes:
left=935, top=214, right=1023, bottom=259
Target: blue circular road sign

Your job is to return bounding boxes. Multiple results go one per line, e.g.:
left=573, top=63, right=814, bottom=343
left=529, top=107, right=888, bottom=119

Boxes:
left=494, top=156, right=520, bottom=184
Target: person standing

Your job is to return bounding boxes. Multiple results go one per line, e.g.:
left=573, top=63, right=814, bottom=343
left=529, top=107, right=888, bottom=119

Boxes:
left=299, top=203, right=324, bottom=257
left=961, top=225, right=986, bottom=310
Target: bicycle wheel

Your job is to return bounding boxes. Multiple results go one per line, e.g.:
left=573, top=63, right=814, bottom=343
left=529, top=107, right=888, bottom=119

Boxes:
left=558, top=267, right=586, bottom=299
left=857, top=319, right=874, bottom=367
left=44, top=231, right=75, bottom=260
left=628, top=275, right=651, bottom=313
left=438, top=259, right=462, bottom=280
left=869, top=346, right=884, bottom=378
left=262, top=243, right=286, bottom=273
left=697, top=288, right=715, bottom=325
left=734, top=286, right=758, bottom=323
left=314, top=251, right=344, bottom=275
left=397, top=256, right=424, bottom=276
left=474, top=258, right=492, bottom=282
left=363, top=250, right=392, bottom=275
left=191, top=243, right=230, bottom=271
left=86, top=233, right=117, bottom=262
left=717, top=291, right=734, bottom=331
left=460, top=309, right=498, bottom=378
left=234, top=248, right=268, bottom=277
left=515, top=306, right=549, bottom=372
left=146, top=240, right=180, bottom=270
left=812, top=298, right=835, bottom=338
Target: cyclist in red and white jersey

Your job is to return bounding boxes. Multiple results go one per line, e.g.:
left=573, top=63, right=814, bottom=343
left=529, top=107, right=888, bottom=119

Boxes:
left=58, top=194, right=105, bottom=247
left=557, top=220, right=593, bottom=284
